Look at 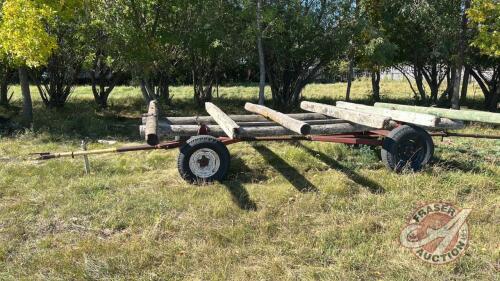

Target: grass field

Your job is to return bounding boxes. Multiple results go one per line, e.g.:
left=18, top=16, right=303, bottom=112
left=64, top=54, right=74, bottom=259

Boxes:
left=0, top=80, right=499, bottom=280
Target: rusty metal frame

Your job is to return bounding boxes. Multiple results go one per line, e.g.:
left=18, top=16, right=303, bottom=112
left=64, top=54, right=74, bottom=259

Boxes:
left=210, top=130, right=388, bottom=147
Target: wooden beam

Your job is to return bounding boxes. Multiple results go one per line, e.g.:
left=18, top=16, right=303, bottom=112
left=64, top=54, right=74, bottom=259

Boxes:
left=375, top=103, right=500, bottom=125
left=336, top=101, right=439, bottom=127
left=244, top=102, right=311, bottom=135
left=205, top=102, right=240, bottom=138
left=142, top=113, right=331, bottom=125
left=301, top=101, right=391, bottom=129
left=145, top=100, right=159, bottom=145
left=141, top=123, right=371, bottom=138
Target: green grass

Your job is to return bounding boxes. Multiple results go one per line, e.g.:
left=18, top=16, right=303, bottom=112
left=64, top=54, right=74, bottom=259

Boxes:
left=0, top=80, right=499, bottom=280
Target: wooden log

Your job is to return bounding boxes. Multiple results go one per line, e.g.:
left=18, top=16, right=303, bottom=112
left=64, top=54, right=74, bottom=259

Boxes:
left=429, top=119, right=465, bottom=130
left=335, top=102, right=463, bottom=129
left=301, top=101, right=391, bottom=129
left=152, top=118, right=348, bottom=129
left=142, top=113, right=331, bottom=125
left=205, top=102, right=240, bottom=138
left=141, top=123, right=371, bottom=138
left=237, top=119, right=347, bottom=127
left=145, top=100, right=159, bottom=145
left=244, top=103, right=311, bottom=134
left=374, top=103, right=500, bottom=125
left=335, top=101, right=439, bottom=127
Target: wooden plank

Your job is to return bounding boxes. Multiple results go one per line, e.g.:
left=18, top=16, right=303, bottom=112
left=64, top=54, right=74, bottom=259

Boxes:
left=301, top=101, right=391, bottom=129
left=141, top=123, right=371, bottom=138
left=375, top=103, right=500, bottom=125
left=145, top=100, right=159, bottom=145
left=142, top=113, right=331, bottom=125
left=244, top=102, right=311, bottom=135
left=205, top=102, right=240, bottom=138
left=335, top=101, right=439, bottom=127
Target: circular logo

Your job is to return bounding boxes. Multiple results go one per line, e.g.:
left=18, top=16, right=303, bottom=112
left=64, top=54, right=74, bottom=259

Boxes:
left=400, top=202, right=471, bottom=264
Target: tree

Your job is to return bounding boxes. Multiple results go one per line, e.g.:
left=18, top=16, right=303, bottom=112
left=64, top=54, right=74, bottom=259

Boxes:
left=469, top=53, right=499, bottom=111
left=0, top=2, right=12, bottom=107
left=380, top=0, right=462, bottom=105
left=0, top=59, right=13, bottom=107
left=261, top=0, right=352, bottom=110
left=0, top=0, right=83, bottom=123
left=104, top=0, right=182, bottom=106
left=357, top=0, right=397, bottom=102
left=467, top=0, right=499, bottom=111
left=82, top=0, right=126, bottom=108
left=468, top=0, right=500, bottom=57
left=35, top=18, right=87, bottom=108
left=256, top=0, right=266, bottom=105
left=172, top=0, right=246, bottom=106
left=344, top=0, right=361, bottom=102
left=451, top=0, right=471, bottom=109
left=0, top=0, right=57, bottom=124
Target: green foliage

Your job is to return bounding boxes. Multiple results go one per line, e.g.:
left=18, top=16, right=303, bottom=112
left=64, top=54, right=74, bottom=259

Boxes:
left=380, top=0, right=462, bottom=64
left=171, top=0, right=248, bottom=104
left=0, top=0, right=57, bottom=67
left=261, top=0, right=353, bottom=109
left=0, top=0, right=84, bottom=67
left=468, top=0, right=500, bottom=57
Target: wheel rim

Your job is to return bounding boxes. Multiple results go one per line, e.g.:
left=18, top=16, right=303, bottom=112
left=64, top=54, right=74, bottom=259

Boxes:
left=396, top=134, right=427, bottom=170
left=188, top=148, right=221, bottom=178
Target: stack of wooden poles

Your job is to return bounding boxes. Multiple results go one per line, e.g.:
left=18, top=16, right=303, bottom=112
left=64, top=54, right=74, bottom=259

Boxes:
left=139, top=99, right=494, bottom=145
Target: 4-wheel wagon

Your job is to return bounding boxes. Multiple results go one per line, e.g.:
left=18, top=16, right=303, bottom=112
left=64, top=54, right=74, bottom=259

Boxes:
left=37, top=100, right=500, bottom=184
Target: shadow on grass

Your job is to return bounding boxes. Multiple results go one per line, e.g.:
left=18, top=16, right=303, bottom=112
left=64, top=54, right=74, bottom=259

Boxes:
left=221, top=160, right=258, bottom=211
left=229, top=157, right=269, bottom=183
left=221, top=180, right=258, bottom=211
left=297, top=143, right=385, bottom=194
left=431, top=156, right=482, bottom=173
left=12, top=98, right=146, bottom=142
left=252, top=144, right=318, bottom=193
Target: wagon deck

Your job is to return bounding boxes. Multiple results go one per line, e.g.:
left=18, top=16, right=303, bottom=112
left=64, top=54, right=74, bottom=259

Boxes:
left=37, top=100, right=500, bottom=184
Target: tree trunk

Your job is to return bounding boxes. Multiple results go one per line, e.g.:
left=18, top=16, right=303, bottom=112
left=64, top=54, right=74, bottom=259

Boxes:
left=489, top=78, right=500, bottom=112
left=371, top=70, right=381, bottom=102
left=345, top=59, right=354, bottom=101
left=19, top=67, right=33, bottom=126
left=140, top=79, right=153, bottom=104
left=256, top=0, right=266, bottom=105
left=451, top=0, right=471, bottom=109
left=470, top=67, right=500, bottom=112
left=192, top=65, right=214, bottom=107
left=90, top=53, right=117, bottom=109
left=0, top=70, right=10, bottom=107
left=91, top=74, right=116, bottom=109
left=157, top=76, right=170, bottom=105
left=414, top=67, right=427, bottom=103
left=429, top=65, right=439, bottom=104
left=460, top=66, right=470, bottom=104
left=445, top=65, right=457, bottom=103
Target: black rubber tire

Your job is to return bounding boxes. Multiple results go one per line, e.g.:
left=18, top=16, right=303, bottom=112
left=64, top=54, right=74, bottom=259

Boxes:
left=177, top=136, right=230, bottom=184
left=381, top=125, right=434, bottom=173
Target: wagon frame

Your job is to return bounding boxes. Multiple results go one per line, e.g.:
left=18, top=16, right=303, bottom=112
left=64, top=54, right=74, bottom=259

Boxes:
left=36, top=100, right=500, bottom=184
